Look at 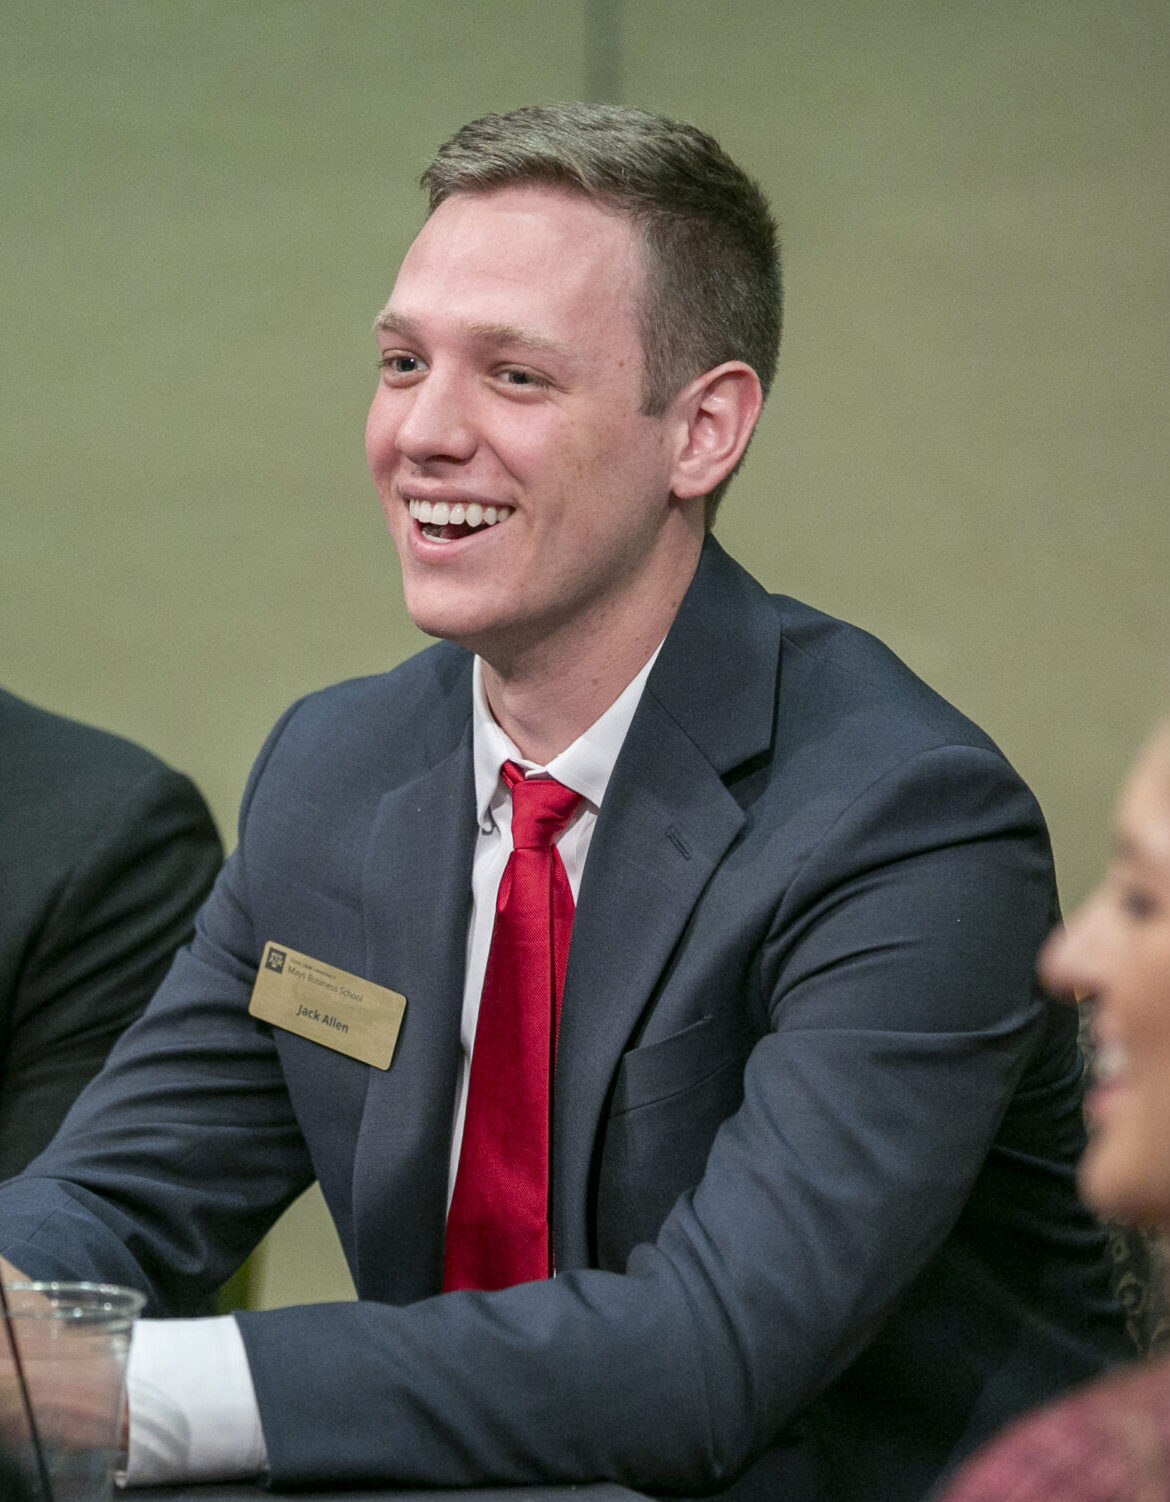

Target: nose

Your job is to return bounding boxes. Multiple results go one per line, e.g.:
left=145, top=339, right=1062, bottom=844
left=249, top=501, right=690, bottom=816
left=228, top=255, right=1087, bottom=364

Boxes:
left=1037, top=890, right=1114, bottom=1004
left=392, top=367, right=478, bottom=468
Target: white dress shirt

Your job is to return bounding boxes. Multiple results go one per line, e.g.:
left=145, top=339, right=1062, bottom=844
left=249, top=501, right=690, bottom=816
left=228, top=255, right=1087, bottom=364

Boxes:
left=123, top=647, right=658, bottom=1486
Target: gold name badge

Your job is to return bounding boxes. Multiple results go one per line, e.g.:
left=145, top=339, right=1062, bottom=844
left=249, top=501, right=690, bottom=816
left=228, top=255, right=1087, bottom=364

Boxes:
left=248, top=942, right=406, bottom=1070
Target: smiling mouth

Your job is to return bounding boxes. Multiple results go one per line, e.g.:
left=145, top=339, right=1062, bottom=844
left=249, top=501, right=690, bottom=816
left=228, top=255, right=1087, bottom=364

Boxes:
left=408, top=498, right=514, bottom=541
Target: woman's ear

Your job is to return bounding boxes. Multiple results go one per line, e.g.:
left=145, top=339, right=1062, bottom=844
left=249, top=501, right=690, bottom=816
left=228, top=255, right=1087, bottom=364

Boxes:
left=668, top=361, right=763, bottom=501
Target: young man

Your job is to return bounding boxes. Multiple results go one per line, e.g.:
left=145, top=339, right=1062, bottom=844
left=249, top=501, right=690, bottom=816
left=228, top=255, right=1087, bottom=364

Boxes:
left=0, top=105, right=1127, bottom=1502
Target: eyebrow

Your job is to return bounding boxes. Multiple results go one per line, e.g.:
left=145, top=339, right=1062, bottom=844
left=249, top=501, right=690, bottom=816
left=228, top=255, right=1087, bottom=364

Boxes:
left=373, top=309, right=568, bottom=357
left=373, top=309, right=417, bottom=337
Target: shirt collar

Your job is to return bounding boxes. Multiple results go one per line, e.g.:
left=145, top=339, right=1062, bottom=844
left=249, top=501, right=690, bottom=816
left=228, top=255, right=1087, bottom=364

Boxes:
left=471, top=647, right=662, bottom=829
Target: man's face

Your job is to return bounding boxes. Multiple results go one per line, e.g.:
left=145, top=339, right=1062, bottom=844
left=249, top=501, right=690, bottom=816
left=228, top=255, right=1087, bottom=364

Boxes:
left=365, top=186, right=695, bottom=672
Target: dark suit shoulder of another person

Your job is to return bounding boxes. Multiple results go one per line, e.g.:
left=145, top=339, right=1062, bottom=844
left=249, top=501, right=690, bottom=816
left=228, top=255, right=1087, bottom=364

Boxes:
left=0, top=688, right=223, bottom=1177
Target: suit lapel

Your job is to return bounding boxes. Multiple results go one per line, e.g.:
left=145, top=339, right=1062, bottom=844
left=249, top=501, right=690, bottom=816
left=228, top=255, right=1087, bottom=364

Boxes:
left=553, top=539, right=783, bottom=1266
left=351, top=662, right=476, bottom=1303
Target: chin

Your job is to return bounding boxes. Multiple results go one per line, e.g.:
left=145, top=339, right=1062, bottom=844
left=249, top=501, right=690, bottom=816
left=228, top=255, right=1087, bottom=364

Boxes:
left=400, top=586, right=493, bottom=647
left=1080, top=1143, right=1167, bottom=1230
left=404, top=606, right=492, bottom=650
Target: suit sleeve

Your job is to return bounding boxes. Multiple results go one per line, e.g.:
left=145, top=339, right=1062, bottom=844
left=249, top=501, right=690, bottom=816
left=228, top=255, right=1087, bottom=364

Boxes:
left=0, top=764, right=222, bottom=1179
left=0, top=703, right=314, bottom=1309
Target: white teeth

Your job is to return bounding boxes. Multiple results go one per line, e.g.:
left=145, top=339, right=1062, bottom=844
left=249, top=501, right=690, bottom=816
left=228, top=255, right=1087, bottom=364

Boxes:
left=407, top=499, right=513, bottom=530
left=1094, top=1041, right=1128, bottom=1084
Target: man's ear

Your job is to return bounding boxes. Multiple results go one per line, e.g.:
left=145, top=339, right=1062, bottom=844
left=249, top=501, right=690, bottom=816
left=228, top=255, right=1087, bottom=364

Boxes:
left=668, top=362, right=763, bottom=502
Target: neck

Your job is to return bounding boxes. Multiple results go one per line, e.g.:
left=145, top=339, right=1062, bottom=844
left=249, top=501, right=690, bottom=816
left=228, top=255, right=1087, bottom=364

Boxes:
left=480, top=539, right=701, bottom=764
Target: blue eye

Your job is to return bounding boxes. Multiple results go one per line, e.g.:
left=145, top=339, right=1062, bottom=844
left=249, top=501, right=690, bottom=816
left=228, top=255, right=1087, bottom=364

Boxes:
left=500, top=368, right=549, bottom=389
left=378, top=353, right=423, bottom=375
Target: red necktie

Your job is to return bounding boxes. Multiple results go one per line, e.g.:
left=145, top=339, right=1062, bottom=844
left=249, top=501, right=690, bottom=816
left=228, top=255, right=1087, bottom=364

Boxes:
left=443, top=761, right=582, bottom=1292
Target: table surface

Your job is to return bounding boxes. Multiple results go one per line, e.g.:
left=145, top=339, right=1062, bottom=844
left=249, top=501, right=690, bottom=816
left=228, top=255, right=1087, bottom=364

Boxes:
left=131, top=1485, right=647, bottom=1501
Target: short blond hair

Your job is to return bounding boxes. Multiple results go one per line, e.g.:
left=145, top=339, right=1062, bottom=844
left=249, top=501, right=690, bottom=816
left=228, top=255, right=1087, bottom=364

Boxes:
left=422, top=103, right=782, bottom=524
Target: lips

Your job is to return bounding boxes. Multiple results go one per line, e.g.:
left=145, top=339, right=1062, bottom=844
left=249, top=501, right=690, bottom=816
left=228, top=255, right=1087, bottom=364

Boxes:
left=408, top=497, right=514, bottom=541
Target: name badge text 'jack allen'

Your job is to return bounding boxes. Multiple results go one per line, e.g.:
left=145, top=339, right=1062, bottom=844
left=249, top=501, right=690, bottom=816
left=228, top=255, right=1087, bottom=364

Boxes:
left=249, top=942, right=406, bottom=1069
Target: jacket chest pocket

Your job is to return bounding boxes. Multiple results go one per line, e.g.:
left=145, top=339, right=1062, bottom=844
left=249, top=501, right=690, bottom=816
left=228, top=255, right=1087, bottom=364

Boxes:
left=595, top=1016, right=745, bottom=1269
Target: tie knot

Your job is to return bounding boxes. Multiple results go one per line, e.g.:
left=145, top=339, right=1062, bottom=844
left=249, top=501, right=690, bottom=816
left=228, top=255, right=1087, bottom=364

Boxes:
left=502, top=761, right=582, bottom=850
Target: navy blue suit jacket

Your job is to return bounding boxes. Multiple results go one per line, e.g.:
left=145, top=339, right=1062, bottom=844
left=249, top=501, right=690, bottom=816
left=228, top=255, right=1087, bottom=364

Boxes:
left=0, top=541, right=1127, bottom=1500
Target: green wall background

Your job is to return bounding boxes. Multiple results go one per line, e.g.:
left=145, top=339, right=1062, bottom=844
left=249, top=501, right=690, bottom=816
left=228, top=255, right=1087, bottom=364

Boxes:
left=4, top=1, right=1167, bottom=1307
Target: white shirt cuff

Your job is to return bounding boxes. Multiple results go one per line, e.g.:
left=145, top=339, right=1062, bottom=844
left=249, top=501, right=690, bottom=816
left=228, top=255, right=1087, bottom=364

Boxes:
left=122, top=1315, right=268, bottom=1486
